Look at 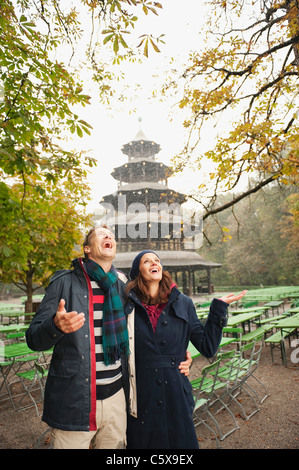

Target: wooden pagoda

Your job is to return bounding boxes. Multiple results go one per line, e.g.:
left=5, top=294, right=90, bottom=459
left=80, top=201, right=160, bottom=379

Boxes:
left=99, top=124, right=221, bottom=294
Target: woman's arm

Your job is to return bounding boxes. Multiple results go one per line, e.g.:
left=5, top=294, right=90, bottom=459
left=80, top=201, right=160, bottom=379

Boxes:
left=189, top=291, right=247, bottom=358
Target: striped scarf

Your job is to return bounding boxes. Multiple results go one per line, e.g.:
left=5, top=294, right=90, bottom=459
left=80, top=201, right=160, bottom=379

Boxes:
left=85, top=259, right=129, bottom=366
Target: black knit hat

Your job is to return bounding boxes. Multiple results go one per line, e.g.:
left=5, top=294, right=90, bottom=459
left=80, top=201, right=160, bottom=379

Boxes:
left=129, top=250, right=162, bottom=280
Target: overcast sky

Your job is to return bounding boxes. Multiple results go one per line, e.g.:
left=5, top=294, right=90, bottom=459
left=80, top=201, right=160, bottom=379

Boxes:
left=65, top=1, right=218, bottom=213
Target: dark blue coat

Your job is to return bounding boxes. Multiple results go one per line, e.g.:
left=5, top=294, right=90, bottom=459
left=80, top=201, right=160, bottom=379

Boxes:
left=125, top=287, right=228, bottom=449
left=26, top=258, right=128, bottom=431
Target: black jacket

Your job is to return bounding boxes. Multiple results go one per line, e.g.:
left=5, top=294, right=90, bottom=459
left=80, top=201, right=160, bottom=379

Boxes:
left=26, top=258, right=128, bottom=431
left=125, top=287, right=228, bottom=449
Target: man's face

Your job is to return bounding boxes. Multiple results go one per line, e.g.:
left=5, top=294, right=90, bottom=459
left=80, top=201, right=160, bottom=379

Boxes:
left=85, top=227, right=116, bottom=263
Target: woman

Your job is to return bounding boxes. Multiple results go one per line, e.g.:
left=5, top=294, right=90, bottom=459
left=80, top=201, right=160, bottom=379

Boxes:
left=125, top=250, right=246, bottom=449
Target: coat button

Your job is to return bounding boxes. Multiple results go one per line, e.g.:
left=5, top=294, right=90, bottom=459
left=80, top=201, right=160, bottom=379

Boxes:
left=162, top=321, right=168, bottom=326
left=156, top=379, right=162, bottom=385
left=157, top=400, right=164, bottom=406
left=160, top=340, right=167, bottom=346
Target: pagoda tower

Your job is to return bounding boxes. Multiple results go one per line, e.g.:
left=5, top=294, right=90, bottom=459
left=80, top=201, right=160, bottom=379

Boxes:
left=99, top=122, right=221, bottom=295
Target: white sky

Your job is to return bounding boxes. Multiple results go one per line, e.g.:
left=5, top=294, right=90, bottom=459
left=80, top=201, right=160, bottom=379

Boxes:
left=64, top=1, right=223, bottom=213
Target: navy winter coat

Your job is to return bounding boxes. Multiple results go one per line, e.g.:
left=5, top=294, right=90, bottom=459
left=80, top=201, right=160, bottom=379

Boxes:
left=125, top=287, right=228, bottom=449
left=25, top=258, right=128, bottom=431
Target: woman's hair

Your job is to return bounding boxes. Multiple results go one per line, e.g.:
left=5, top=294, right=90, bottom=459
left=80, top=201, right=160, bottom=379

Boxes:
left=125, top=270, right=173, bottom=305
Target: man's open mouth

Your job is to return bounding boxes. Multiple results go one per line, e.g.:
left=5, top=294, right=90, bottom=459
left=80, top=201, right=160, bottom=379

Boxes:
left=103, top=241, right=112, bottom=248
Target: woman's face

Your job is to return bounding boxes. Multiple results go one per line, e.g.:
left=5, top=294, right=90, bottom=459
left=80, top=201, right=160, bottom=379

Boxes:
left=139, top=252, right=163, bottom=283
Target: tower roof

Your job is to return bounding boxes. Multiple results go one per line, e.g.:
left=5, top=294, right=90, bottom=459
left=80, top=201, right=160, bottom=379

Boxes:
left=111, top=160, right=172, bottom=184
left=134, top=129, right=149, bottom=141
left=121, top=119, right=160, bottom=158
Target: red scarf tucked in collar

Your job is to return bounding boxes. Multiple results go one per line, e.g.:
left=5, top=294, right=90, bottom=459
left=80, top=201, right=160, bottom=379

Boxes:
left=143, top=283, right=176, bottom=332
left=143, top=303, right=167, bottom=332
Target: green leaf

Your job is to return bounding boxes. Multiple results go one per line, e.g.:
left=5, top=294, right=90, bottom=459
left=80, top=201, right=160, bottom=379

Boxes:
left=149, top=37, right=160, bottom=53
left=78, top=120, right=92, bottom=129
left=113, top=36, right=119, bottom=54
left=3, top=245, right=12, bottom=257
left=143, top=38, right=149, bottom=57
left=76, top=125, right=83, bottom=137
left=120, top=36, right=128, bottom=49
left=103, top=34, right=114, bottom=45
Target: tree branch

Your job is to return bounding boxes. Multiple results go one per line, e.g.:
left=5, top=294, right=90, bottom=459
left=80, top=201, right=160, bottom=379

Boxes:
left=190, top=174, right=277, bottom=220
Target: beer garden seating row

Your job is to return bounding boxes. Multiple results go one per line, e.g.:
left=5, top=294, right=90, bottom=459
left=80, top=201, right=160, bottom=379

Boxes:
left=191, top=336, right=268, bottom=447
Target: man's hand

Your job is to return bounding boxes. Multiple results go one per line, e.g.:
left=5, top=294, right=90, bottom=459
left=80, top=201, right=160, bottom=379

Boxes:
left=53, top=299, right=85, bottom=333
left=178, top=350, right=192, bottom=376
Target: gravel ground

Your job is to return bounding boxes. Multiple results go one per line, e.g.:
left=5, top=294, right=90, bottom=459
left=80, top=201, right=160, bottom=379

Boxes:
left=0, top=339, right=298, bottom=450
left=192, top=340, right=299, bottom=450
left=0, top=298, right=298, bottom=451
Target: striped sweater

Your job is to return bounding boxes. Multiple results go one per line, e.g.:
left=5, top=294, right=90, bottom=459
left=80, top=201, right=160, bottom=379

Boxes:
left=91, top=280, right=123, bottom=399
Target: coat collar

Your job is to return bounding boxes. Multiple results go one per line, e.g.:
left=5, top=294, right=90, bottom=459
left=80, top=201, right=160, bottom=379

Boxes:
left=126, top=286, right=188, bottom=321
left=127, top=285, right=180, bottom=305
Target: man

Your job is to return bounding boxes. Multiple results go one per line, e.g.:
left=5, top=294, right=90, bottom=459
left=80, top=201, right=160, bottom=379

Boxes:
left=26, top=225, right=191, bottom=449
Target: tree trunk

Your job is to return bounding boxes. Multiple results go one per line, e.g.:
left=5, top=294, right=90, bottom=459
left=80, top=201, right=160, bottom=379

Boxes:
left=286, top=0, right=299, bottom=68
left=25, top=270, right=33, bottom=313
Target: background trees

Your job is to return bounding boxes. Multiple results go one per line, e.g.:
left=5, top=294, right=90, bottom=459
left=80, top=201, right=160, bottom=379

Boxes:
left=0, top=176, right=91, bottom=311
left=200, top=183, right=298, bottom=287
left=0, top=0, right=162, bottom=305
left=165, top=0, right=299, bottom=218
left=1, top=1, right=298, bottom=302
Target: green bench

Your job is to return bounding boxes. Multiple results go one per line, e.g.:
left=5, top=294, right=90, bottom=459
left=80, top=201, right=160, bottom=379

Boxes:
left=222, top=326, right=243, bottom=340
left=265, top=328, right=296, bottom=365
left=240, top=301, right=259, bottom=309
left=195, top=301, right=211, bottom=308
left=241, top=324, right=273, bottom=343
left=255, top=315, right=285, bottom=325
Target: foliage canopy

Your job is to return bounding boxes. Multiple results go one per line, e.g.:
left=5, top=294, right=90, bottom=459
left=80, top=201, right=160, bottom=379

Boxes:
left=164, top=0, right=299, bottom=217
left=0, top=0, right=162, bottom=304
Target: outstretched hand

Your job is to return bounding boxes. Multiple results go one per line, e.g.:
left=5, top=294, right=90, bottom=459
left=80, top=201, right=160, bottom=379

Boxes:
left=53, top=299, right=85, bottom=334
left=219, top=290, right=248, bottom=305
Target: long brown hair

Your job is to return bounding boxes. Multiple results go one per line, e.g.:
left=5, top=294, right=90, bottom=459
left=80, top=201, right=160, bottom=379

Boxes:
left=126, top=270, right=174, bottom=305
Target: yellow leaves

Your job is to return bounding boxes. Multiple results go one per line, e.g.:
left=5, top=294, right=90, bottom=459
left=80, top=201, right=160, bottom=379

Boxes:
left=285, top=1, right=299, bottom=38
left=141, top=1, right=163, bottom=16
left=222, top=226, right=232, bottom=242
left=179, top=97, right=189, bottom=109
left=183, top=119, right=191, bottom=128
left=162, top=0, right=299, bottom=208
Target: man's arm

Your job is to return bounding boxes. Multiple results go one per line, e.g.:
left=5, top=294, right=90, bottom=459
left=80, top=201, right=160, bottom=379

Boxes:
left=26, top=274, right=85, bottom=351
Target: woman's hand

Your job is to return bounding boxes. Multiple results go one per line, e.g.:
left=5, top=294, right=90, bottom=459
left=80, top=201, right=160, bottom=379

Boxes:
left=219, top=290, right=248, bottom=305
left=178, top=350, right=192, bottom=376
